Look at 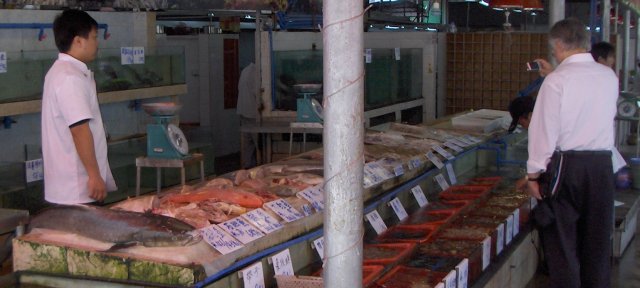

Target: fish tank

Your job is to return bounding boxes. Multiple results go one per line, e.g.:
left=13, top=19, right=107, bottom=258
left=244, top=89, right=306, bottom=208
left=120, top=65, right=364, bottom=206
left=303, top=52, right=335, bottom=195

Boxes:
left=272, top=48, right=423, bottom=111
left=0, top=46, right=185, bottom=104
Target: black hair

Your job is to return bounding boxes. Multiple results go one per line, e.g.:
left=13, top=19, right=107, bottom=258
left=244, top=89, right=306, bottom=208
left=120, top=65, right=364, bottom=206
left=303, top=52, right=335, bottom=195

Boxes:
left=590, top=41, right=615, bottom=62
left=53, top=9, right=98, bottom=53
left=508, top=96, right=535, bottom=133
left=549, top=18, right=590, bottom=51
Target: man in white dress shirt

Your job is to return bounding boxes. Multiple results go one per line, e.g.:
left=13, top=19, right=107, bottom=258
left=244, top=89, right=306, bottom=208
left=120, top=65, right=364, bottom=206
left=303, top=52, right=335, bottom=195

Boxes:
left=236, top=62, right=259, bottom=168
left=526, top=18, right=617, bottom=288
left=41, top=10, right=116, bottom=204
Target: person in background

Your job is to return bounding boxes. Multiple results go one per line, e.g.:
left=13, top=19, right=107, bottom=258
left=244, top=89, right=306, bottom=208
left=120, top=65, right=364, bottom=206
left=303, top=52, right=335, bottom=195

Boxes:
left=526, top=18, right=617, bottom=288
left=507, top=95, right=535, bottom=134
left=236, top=62, right=260, bottom=169
left=41, top=10, right=116, bottom=204
left=591, top=41, right=616, bottom=69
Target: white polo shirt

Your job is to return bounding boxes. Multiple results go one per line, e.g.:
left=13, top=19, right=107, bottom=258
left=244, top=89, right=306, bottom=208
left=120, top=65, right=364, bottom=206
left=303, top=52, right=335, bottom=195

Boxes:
left=41, top=53, right=116, bottom=204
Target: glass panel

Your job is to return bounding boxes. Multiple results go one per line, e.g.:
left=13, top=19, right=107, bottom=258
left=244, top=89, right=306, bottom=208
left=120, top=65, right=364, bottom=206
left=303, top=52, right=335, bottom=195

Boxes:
left=272, top=48, right=422, bottom=111
left=0, top=46, right=185, bottom=104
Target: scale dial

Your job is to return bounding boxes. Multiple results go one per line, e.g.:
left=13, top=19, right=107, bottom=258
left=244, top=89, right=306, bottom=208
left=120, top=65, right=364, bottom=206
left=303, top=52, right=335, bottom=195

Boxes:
left=617, top=100, right=638, bottom=118
left=311, top=99, right=323, bottom=120
left=166, top=124, right=189, bottom=155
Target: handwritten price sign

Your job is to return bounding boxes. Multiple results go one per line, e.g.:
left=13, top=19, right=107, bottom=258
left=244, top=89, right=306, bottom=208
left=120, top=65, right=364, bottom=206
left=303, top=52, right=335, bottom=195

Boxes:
left=241, top=262, right=265, bottom=288
left=219, top=217, right=264, bottom=244
left=265, top=199, right=304, bottom=223
left=271, top=249, right=295, bottom=276
left=241, top=208, right=283, bottom=234
left=200, top=225, right=244, bottom=255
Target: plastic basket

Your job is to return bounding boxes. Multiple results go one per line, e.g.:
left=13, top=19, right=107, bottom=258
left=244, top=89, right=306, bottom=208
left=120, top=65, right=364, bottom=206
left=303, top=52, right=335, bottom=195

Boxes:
left=275, top=275, right=323, bottom=288
left=363, top=243, right=417, bottom=266
left=375, top=265, right=448, bottom=288
left=310, top=265, right=384, bottom=287
left=439, top=185, right=491, bottom=201
left=375, top=224, right=437, bottom=243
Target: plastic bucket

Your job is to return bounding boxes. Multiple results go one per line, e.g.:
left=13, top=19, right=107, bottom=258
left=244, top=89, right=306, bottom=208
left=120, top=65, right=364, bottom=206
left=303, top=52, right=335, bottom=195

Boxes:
left=630, top=158, right=640, bottom=189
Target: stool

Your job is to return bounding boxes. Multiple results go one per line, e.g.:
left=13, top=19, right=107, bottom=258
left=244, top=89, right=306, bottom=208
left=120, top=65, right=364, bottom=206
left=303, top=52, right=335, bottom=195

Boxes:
left=135, top=153, right=205, bottom=196
left=289, top=122, right=323, bottom=156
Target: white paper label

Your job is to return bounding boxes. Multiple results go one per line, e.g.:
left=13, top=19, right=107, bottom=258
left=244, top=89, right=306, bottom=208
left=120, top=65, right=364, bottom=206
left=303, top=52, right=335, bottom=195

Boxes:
left=513, top=209, right=520, bottom=237
left=365, top=210, right=388, bottom=235
left=393, top=165, right=405, bottom=176
left=446, top=163, right=457, bottom=185
left=297, top=185, right=325, bottom=211
left=457, top=136, right=475, bottom=146
left=408, top=157, right=422, bottom=170
left=200, top=225, right=244, bottom=255
left=496, top=223, right=505, bottom=255
left=241, top=208, right=283, bottom=234
left=265, top=199, right=304, bottom=223
left=25, top=158, right=44, bottom=183
left=433, top=145, right=455, bottom=160
left=389, top=198, right=408, bottom=221
left=241, top=262, right=265, bottom=288
left=411, top=186, right=429, bottom=207
left=506, top=215, right=514, bottom=245
left=435, top=174, right=450, bottom=191
left=482, top=236, right=491, bottom=270
left=445, top=270, right=457, bottom=288
left=0, top=51, right=6, bottom=73
left=394, top=47, right=401, bottom=60
left=466, top=135, right=482, bottom=143
left=121, top=47, right=134, bottom=65
left=301, top=204, right=313, bottom=216
left=133, top=47, right=145, bottom=64
left=531, top=197, right=538, bottom=209
left=313, top=237, right=325, bottom=261
left=219, top=217, right=265, bottom=244
left=426, top=151, right=444, bottom=169
left=450, top=138, right=469, bottom=148
left=271, top=249, right=295, bottom=276
left=444, top=141, right=464, bottom=152
left=456, top=258, right=469, bottom=288
left=363, top=162, right=392, bottom=188
left=435, top=282, right=445, bottom=288
left=365, top=49, right=372, bottom=63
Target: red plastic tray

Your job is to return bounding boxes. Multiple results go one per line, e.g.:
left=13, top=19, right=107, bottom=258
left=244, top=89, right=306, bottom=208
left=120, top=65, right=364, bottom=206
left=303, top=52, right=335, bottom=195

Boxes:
left=439, top=185, right=491, bottom=201
left=467, top=176, right=502, bottom=189
left=399, top=209, right=456, bottom=228
left=416, top=238, right=484, bottom=284
left=313, top=265, right=384, bottom=287
left=363, top=243, right=417, bottom=266
left=374, top=266, right=447, bottom=288
left=375, top=224, right=437, bottom=243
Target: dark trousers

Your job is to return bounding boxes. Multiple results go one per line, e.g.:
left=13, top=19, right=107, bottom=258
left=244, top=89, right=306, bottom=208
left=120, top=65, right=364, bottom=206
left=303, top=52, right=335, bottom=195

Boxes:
left=541, top=151, right=614, bottom=288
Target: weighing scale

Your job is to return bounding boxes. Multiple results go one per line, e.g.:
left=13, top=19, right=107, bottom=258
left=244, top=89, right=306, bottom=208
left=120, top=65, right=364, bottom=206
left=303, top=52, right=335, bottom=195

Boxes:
left=294, top=84, right=324, bottom=123
left=142, top=103, right=189, bottom=159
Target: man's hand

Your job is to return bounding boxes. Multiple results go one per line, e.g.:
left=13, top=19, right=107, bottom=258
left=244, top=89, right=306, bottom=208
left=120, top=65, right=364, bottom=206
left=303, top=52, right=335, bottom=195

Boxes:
left=87, top=175, right=107, bottom=201
left=534, top=58, right=554, bottom=77
left=526, top=179, right=542, bottom=200
left=515, top=176, right=527, bottom=192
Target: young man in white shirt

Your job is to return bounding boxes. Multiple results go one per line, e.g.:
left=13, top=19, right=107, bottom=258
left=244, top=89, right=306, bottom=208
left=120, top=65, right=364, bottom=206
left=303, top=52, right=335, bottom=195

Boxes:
left=41, top=10, right=116, bottom=204
left=526, top=18, right=617, bottom=288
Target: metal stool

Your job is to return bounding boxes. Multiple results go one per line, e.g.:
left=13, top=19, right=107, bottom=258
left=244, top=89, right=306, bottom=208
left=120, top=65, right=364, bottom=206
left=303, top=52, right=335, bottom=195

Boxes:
left=135, top=153, right=205, bottom=196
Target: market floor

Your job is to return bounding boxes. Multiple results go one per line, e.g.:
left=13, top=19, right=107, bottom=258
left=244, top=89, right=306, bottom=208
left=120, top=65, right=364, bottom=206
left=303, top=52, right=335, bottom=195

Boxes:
left=525, top=198, right=640, bottom=288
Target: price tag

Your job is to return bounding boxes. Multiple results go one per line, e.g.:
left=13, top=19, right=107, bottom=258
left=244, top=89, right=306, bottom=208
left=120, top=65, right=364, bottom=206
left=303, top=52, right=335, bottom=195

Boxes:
left=426, top=151, right=444, bottom=169
left=482, top=236, right=491, bottom=270
left=265, top=199, right=304, bottom=223
left=200, top=225, right=244, bottom=255
left=389, top=198, right=408, bottom=221
left=363, top=162, right=389, bottom=188
left=25, top=158, right=44, bottom=183
left=365, top=49, right=372, bottom=63
left=313, top=237, right=325, bottom=261
left=513, top=209, right=520, bottom=237
left=466, top=135, right=482, bottom=143
left=446, top=163, right=457, bottom=185
left=450, top=138, right=469, bottom=148
left=434, top=174, right=450, bottom=191
left=0, top=51, right=6, bottom=73
left=408, top=157, right=422, bottom=170
left=457, top=136, right=474, bottom=146
left=241, top=262, right=265, bottom=288
left=393, top=165, right=404, bottom=176
left=444, top=141, right=464, bottom=153
left=411, top=186, right=429, bottom=208
left=506, top=215, right=514, bottom=245
left=456, top=258, right=469, bottom=288
left=530, top=197, right=538, bottom=209
left=444, top=269, right=457, bottom=288
left=435, top=282, right=445, bottom=288
left=241, top=208, right=283, bottom=234
left=271, top=249, right=295, bottom=276
left=394, top=47, right=401, bottom=60
left=374, top=161, right=395, bottom=179
left=120, top=47, right=134, bottom=65
left=433, top=145, right=455, bottom=160
left=365, top=210, right=388, bottom=235
left=496, top=223, right=504, bottom=255
left=132, top=47, right=145, bottom=64
left=297, top=185, right=325, bottom=211
left=219, top=217, right=265, bottom=244
left=301, top=204, right=313, bottom=216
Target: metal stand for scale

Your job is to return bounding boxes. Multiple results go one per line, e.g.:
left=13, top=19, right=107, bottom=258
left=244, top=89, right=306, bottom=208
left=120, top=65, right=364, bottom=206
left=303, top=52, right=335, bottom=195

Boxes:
left=135, top=153, right=205, bottom=196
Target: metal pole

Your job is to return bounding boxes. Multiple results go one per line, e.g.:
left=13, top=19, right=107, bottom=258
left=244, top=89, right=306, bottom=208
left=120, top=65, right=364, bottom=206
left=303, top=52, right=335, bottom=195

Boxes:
left=255, top=11, right=263, bottom=124
left=548, top=0, right=565, bottom=27
left=589, top=0, right=598, bottom=42
left=441, top=0, right=448, bottom=25
left=615, top=2, right=619, bottom=35
left=636, top=16, right=640, bottom=74
left=322, top=0, right=364, bottom=287
left=623, top=8, right=630, bottom=91
left=602, top=0, right=611, bottom=42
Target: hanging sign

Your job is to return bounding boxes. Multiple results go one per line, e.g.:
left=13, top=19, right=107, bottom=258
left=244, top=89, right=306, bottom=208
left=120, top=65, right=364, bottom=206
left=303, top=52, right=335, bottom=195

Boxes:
left=219, top=217, right=265, bottom=244
left=411, top=185, right=429, bottom=208
left=265, top=199, right=304, bottom=223
left=241, top=208, right=283, bottom=234
left=389, top=198, right=408, bottom=221
left=365, top=210, right=388, bottom=235
left=240, top=262, right=265, bottom=288
left=271, top=249, right=295, bottom=276
left=200, top=225, right=244, bottom=255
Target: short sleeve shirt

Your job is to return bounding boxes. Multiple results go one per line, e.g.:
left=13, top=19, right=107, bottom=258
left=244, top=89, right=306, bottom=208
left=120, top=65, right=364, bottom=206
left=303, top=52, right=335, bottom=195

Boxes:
left=41, top=53, right=116, bottom=204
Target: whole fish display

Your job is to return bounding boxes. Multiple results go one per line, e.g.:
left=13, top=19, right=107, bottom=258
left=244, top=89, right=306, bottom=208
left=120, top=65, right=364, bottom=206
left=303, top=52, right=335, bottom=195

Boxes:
left=28, top=205, right=201, bottom=250
left=161, top=187, right=264, bottom=208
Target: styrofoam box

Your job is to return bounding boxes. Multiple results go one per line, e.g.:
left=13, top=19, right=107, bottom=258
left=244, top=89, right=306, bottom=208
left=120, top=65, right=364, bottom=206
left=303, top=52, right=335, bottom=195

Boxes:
left=451, top=109, right=512, bottom=133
